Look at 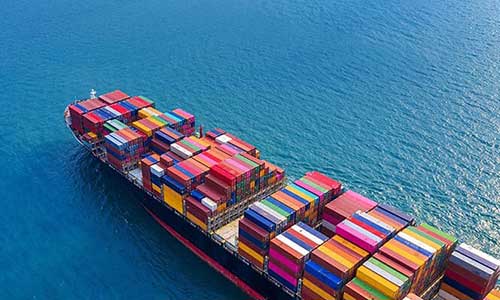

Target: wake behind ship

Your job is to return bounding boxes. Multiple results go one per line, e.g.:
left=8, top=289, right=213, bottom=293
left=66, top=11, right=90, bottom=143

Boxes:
left=65, top=89, right=499, bottom=300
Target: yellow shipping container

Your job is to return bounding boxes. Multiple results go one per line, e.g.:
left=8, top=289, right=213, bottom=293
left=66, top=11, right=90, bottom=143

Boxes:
left=333, top=235, right=369, bottom=257
left=191, top=137, right=211, bottom=148
left=152, top=183, right=161, bottom=194
left=343, top=292, right=357, bottom=300
left=285, top=186, right=315, bottom=203
left=132, top=121, right=152, bottom=137
left=163, top=184, right=184, bottom=214
left=357, top=266, right=399, bottom=299
left=238, top=242, right=264, bottom=264
left=318, top=244, right=355, bottom=268
left=384, top=240, right=427, bottom=267
left=147, top=116, right=166, bottom=127
left=216, top=202, right=227, bottom=214
left=138, top=107, right=162, bottom=119
left=302, top=277, right=335, bottom=300
left=187, top=212, right=208, bottom=231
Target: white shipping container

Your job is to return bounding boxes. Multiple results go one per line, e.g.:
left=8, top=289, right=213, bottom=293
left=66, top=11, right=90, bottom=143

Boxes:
left=170, top=143, right=192, bottom=159
left=103, top=106, right=121, bottom=118
left=150, top=164, right=165, bottom=177
left=459, top=243, right=500, bottom=268
left=291, top=225, right=323, bottom=246
left=215, top=134, right=232, bottom=144
left=398, top=232, right=436, bottom=255
left=201, top=197, right=217, bottom=212
left=343, top=220, right=382, bottom=243
left=364, top=261, right=405, bottom=287
left=275, top=234, right=309, bottom=257
left=358, top=211, right=396, bottom=232
left=111, top=132, right=128, bottom=145
left=254, top=202, right=286, bottom=222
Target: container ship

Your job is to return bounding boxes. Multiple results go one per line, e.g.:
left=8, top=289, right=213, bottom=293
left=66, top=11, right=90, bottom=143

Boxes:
left=64, top=89, right=499, bottom=300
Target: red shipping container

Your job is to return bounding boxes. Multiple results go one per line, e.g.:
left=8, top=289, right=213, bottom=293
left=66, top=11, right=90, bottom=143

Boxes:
left=196, top=184, right=228, bottom=203
left=99, top=90, right=129, bottom=104
left=209, top=165, right=236, bottom=186
left=160, top=154, right=174, bottom=167
left=151, top=139, right=170, bottom=154
left=185, top=196, right=211, bottom=220
left=128, top=96, right=153, bottom=109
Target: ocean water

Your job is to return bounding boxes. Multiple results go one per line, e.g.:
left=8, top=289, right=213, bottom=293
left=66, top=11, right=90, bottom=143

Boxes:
left=0, top=0, right=499, bottom=298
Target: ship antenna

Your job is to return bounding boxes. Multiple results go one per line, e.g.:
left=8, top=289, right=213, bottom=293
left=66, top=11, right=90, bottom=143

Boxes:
left=90, top=88, right=97, bottom=99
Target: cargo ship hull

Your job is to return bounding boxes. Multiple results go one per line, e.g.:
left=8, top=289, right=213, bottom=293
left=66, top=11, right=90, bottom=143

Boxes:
left=65, top=112, right=295, bottom=300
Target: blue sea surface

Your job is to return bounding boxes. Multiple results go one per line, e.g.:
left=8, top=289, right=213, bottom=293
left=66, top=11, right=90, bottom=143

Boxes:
left=1, top=0, right=499, bottom=298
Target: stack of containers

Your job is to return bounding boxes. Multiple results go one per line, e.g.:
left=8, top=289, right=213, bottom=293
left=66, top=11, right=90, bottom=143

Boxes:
left=237, top=171, right=341, bottom=268
left=170, top=137, right=205, bottom=159
left=216, top=142, right=244, bottom=157
left=161, top=172, right=187, bottom=213
left=238, top=215, right=273, bottom=270
left=335, top=210, right=399, bottom=254
left=353, top=256, right=412, bottom=300
left=415, top=223, right=458, bottom=282
left=321, top=191, right=377, bottom=237
left=166, top=159, right=209, bottom=191
left=172, top=108, right=196, bottom=136
left=109, top=101, right=134, bottom=123
left=132, top=116, right=166, bottom=138
left=152, top=127, right=185, bottom=155
left=281, top=182, right=320, bottom=226
left=193, top=148, right=230, bottom=169
left=138, top=107, right=163, bottom=119
left=102, top=119, right=128, bottom=136
left=301, top=235, right=370, bottom=300
left=199, top=153, right=265, bottom=207
left=140, top=154, right=160, bottom=192
left=238, top=182, right=313, bottom=269
left=162, top=159, right=210, bottom=214
left=98, top=90, right=129, bottom=104
left=82, top=107, right=116, bottom=136
left=159, top=153, right=174, bottom=168
left=122, top=96, right=154, bottom=118
left=268, top=222, right=328, bottom=292
left=439, top=244, right=500, bottom=300
left=262, top=160, right=284, bottom=187
left=367, top=205, right=414, bottom=235
left=293, top=171, right=343, bottom=225
left=69, top=98, right=106, bottom=134
left=222, top=133, right=258, bottom=157
left=376, top=226, right=446, bottom=295
left=150, top=163, right=166, bottom=196
left=205, top=128, right=225, bottom=140
left=403, top=226, right=447, bottom=291
left=104, top=127, right=144, bottom=171
left=158, top=110, right=187, bottom=134
left=184, top=194, right=215, bottom=231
